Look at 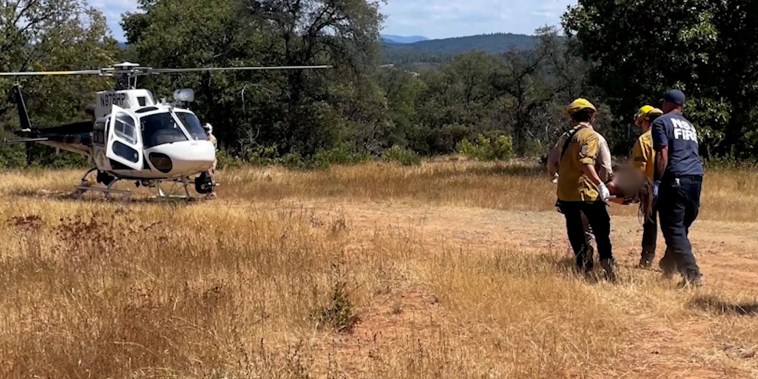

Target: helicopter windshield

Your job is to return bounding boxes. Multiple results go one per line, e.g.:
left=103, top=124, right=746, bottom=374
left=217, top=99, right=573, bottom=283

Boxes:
left=139, top=112, right=189, bottom=148
left=174, top=111, right=208, bottom=141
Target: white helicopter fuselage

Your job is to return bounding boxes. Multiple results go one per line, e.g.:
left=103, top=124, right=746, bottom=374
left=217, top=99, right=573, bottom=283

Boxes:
left=106, top=140, right=216, bottom=180
left=89, top=89, right=216, bottom=180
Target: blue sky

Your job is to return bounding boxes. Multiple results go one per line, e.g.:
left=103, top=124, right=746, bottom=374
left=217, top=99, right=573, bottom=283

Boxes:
left=92, top=0, right=576, bottom=41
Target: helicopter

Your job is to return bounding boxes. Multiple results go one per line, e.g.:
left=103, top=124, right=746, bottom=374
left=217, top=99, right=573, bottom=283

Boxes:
left=1, top=62, right=330, bottom=200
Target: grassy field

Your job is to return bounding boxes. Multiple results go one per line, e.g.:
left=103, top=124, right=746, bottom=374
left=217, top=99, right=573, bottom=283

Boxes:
left=1, top=160, right=758, bottom=378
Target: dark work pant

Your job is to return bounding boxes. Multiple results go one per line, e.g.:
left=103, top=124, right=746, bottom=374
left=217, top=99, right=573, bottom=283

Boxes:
left=641, top=204, right=658, bottom=259
left=558, top=201, right=613, bottom=270
left=657, top=175, right=702, bottom=279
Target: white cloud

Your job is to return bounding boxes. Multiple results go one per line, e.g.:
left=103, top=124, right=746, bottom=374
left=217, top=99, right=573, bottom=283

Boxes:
left=89, top=0, right=577, bottom=41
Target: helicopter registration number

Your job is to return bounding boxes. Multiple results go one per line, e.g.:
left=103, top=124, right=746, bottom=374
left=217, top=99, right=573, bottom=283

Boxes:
left=100, top=92, right=128, bottom=107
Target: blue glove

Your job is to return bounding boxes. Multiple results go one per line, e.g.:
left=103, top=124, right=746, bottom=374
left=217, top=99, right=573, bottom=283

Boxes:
left=653, top=180, right=660, bottom=197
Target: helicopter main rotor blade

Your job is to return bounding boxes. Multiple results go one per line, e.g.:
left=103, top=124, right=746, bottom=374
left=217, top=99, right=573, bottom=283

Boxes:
left=0, top=70, right=103, bottom=76
left=148, top=65, right=332, bottom=74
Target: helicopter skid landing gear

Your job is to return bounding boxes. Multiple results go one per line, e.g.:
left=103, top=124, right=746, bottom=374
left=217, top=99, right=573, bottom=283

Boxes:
left=70, top=169, right=197, bottom=202
left=72, top=168, right=131, bottom=200
left=72, top=174, right=132, bottom=201
left=154, top=178, right=194, bottom=201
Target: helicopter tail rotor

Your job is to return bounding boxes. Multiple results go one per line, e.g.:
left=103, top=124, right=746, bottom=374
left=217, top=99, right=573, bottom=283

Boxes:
left=11, top=84, right=33, bottom=132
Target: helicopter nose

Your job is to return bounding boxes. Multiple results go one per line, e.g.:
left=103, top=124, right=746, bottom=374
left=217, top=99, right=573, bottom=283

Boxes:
left=145, top=140, right=215, bottom=175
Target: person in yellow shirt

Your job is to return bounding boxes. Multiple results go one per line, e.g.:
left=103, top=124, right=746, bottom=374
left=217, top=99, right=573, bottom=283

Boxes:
left=547, top=98, right=616, bottom=280
left=631, top=105, right=663, bottom=268
left=548, top=118, right=612, bottom=265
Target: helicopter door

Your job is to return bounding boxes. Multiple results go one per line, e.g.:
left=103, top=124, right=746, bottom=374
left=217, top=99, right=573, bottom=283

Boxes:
left=106, top=105, right=143, bottom=171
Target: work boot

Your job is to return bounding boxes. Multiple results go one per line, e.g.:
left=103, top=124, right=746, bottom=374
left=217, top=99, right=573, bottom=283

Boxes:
left=600, top=258, right=618, bottom=282
left=638, top=254, right=653, bottom=269
left=575, top=259, right=594, bottom=277
left=678, top=274, right=703, bottom=289
left=659, top=254, right=677, bottom=279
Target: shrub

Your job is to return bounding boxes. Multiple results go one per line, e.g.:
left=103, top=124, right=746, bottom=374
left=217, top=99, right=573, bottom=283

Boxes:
left=215, top=149, right=242, bottom=170
left=244, top=145, right=279, bottom=166
left=458, top=134, right=514, bottom=161
left=312, top=145, right=371, bottom=169
left=280, top=153, right=307, bottom=170
left=382, top=145, right=421, bottom=166
left=312, top=265, right=360, bottom=333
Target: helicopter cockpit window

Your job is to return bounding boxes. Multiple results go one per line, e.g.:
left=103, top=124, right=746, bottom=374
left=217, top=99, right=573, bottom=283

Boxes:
left=174, top=111, right=208, bottom=141
left=114, top=113, right=138, bottom=144
left=140, top=112, right=189, bottom=148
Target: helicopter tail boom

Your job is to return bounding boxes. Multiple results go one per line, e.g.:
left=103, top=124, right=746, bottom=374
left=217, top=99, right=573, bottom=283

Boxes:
left=5, top=86, right=93, bottom=158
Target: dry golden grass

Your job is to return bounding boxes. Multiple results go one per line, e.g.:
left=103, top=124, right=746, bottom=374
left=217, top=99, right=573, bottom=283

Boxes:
left=0, top=160, right=757, bottom=378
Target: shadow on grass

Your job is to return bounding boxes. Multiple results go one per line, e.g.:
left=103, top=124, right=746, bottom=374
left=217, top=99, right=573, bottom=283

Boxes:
left=554, top=254, right=649, bottom=285
left=553, top=255, right=608, bottom=285
left=688, top=295, right=758, bottom=316
left=7, top=188, right=203, bottom=206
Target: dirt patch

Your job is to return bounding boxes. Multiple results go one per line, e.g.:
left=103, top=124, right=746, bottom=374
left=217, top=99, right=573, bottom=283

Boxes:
left=309, top=283, right=454, bottom=377
left=296, top=200, right=758, bottom=378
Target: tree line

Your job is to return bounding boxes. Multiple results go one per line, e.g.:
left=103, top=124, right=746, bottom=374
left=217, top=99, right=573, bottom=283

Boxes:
left=1, top=0, right=756, bottom=169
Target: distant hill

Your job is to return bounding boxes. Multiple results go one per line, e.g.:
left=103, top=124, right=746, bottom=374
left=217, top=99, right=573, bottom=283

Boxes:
left=118, top=33, right=539, bottom=67
left=381, top=34, right=429, bottom=44
left=381, top=33, right=540, bottom=65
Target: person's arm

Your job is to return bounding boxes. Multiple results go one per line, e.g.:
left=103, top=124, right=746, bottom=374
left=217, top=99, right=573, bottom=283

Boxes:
left=582, top=163, right=613, bottom=202
left=579, top=133, right=600, bottom=183
left=655, top=147, right=668, bottom=182
left=651, top=118, right=668, bottom=182
left=631, top=139, right=646, bottom=173
left=578, top=133, right=610, bottom=200
left=581, top=163, right=603, bottom=186
left=547, top=136, right=562, bottom=178
left=597, top=135, right=612, bottom=182
left=651, top=119, right=669, bottom=198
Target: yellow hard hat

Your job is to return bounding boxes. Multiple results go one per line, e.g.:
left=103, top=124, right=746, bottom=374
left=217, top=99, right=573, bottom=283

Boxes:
left=634, top=105, right=664, bottom=126
left=567, top=98, right=597, bottom=115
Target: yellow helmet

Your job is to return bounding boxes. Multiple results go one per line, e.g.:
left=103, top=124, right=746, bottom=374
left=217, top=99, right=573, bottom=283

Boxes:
left=634, top=105, right=664, bottom=126
left=648, top=107, right=663, bottom=117
left=567, top=98, right=597, bottom=115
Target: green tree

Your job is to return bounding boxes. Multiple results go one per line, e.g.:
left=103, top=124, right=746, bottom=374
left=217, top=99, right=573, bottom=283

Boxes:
left=562, top=0, right=758, bottom=157
left=377, top=28, right=602, bottom=158
left=244, top=0, right=387, bottom=156
left=121, top=0, right=266, bottom=151
left=122, top=0, right=387, bottom=158
left=0, top=0, right=120, bottom=167
left=408, top=52, right=503, bottom=154
left=376, top=67, right=425, bottom=151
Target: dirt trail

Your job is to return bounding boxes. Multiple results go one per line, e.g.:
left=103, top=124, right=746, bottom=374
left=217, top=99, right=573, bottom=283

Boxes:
left=297, top=200, right=758, bottom=378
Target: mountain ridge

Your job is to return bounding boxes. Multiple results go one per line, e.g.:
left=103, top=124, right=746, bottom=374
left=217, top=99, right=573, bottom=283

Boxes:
left=381, top=34, right=429, bottom=44
left=380, top=32, right=540, bottom=65
left=117, top=33, right=543, bottom=66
